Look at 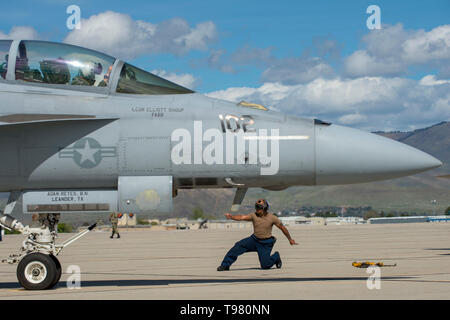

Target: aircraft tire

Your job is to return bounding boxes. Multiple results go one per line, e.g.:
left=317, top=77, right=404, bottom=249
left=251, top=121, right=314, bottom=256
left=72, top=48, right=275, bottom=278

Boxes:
left=17, top=253, right=57, bottom=290
left=49, top=254, right=62, bottom=288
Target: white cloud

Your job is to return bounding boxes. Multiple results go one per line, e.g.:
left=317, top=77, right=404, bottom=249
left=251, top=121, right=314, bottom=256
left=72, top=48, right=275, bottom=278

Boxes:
left=207, top=76, right=450, bottom=131
left=174, top=21, right=217, bottom=52
left=403, top=25, right=450, bottom=64
left=0, top=26, right=40, bottom=40
left=64, top=11, right=217, bottom=60
left=206, top=86, right=258, bottom=102
left=207, top=82, right=292, bottom=107
left=345, top=24, right=450, bottom=77
left=419, top=75, right=450, bottom=86
left=209, top=77, right=409, bottom=114
left=151, top=69, right=197, bottom=89
left=344, top=50, right=405, bottom=77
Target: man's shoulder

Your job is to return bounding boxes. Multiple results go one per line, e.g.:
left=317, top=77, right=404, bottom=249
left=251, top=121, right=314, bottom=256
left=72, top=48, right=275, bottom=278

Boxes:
left=268, top=213, right=280, bottom=222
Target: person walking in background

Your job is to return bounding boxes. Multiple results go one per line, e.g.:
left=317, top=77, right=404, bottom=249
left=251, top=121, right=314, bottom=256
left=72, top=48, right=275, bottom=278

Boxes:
left=109, top=212, right=121, bottom=239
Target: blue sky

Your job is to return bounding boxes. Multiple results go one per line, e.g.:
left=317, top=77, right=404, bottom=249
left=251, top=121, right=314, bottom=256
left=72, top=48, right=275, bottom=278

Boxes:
left=0, top=0, right=449, bottom=131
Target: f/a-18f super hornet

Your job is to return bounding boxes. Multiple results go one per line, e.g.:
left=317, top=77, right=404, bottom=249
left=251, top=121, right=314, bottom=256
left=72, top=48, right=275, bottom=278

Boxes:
left=0, top=40, right=442, bottom=290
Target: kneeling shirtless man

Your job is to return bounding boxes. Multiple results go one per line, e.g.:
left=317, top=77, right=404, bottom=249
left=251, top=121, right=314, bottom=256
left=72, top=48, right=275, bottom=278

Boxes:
left=217, top=199, right=298, bottom=271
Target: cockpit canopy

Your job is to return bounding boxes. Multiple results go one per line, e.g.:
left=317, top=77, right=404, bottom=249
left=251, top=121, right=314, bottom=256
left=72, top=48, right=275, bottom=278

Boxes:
left=0, top=40, right=194, bottom=95
left=116, top=63, right=194, bottom=95
left=15, top=40, right=115, bottom=87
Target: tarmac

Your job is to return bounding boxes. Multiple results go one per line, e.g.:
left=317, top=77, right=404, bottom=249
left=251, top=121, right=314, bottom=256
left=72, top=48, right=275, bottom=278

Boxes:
left=0, top=222, right=449, bottom=299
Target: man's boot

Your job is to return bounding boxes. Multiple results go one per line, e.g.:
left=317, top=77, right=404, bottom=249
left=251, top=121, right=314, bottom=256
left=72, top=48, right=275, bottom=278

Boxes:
left=275, top=252, right=282, bottom=269
left=217, top=265, right=230, bottom=271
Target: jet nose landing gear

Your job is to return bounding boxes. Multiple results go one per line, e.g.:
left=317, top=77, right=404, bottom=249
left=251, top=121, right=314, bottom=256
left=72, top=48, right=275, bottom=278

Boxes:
left=1, top=212, right=95, bottom=290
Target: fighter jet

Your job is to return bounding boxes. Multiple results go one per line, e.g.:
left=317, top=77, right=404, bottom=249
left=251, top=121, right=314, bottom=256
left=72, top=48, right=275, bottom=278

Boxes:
left=0, top=40, right=442, bottom=290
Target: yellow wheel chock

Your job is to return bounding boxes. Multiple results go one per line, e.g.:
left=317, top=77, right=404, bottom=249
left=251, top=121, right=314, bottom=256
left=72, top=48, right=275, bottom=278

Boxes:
left=352, top=261, right=397, bottom=268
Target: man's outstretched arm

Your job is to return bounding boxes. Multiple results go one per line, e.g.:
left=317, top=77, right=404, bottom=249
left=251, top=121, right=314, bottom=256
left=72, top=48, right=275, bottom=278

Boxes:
left=274, top=221, right=299, bottom=245
left=224, top=213, right=252, bottom=221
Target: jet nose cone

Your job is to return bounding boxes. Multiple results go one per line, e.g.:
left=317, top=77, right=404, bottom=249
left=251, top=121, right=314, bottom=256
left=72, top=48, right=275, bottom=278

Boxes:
left=315, top=124, right=443, bottom=185
left=402, top=150, right=442, bottom=171
left=421, top=155, right=443, bottom=170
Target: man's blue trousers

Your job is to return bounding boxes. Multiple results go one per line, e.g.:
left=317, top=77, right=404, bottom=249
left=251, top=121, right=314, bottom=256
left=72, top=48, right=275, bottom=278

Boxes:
left=220, top=234, right=280, bottom=269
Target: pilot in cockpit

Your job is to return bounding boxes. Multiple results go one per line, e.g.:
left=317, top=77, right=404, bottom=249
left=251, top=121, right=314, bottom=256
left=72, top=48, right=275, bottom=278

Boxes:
left=72, top=61, right=102, bottom=86
left=98, top=64, right=113, bottom=87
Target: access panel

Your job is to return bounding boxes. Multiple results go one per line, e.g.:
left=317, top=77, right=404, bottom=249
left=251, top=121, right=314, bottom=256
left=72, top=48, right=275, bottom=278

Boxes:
left=118, top=176, right=173, bottom=214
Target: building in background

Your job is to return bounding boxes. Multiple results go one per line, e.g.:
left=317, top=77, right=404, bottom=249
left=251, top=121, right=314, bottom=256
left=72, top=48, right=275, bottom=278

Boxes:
left=369, top=216, right=449, bottom=224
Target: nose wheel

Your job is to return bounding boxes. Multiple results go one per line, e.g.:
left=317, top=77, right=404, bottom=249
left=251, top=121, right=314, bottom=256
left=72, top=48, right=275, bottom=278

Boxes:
left=17, top=253, right=61, bottom=290
left=2, top=210, right=96, bottom=290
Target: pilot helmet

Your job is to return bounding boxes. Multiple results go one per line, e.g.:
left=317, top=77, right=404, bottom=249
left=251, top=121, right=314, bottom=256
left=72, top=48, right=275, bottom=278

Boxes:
left=80, top=62, right=102, bottom=79
left=255, top=199, right=269, bottom=213
left=93, top=62, right=103, bottom=75
left=80, top=64, right=94, bottom=79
